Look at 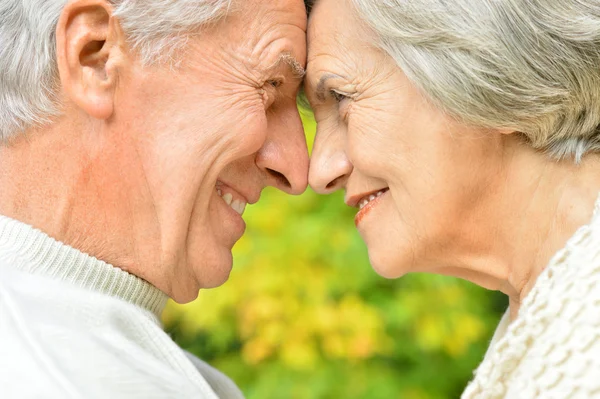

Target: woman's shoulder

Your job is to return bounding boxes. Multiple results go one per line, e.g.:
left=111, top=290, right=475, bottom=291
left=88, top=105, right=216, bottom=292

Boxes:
left=526, top=196, right=600, bottom=315
left=510, top=203, right=600, bottom=386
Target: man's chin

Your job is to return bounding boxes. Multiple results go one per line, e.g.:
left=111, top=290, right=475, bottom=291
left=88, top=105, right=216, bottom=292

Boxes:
left=188, top=250, right=234, bottom=293
left=199, top=265, right=234, bottom=290
left=168, top=241, right=236, bottom=303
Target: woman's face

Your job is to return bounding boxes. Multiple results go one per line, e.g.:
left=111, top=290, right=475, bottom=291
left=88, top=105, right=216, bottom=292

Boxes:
left=306, top=0, right=507, bottom=279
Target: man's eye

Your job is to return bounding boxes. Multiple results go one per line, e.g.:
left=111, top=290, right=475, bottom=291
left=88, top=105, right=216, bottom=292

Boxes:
left=267, top=79, right=283, bottom=88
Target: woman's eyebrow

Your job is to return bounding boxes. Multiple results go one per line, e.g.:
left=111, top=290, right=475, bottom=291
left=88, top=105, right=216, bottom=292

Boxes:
left=316, top=73, right=343, bottom=101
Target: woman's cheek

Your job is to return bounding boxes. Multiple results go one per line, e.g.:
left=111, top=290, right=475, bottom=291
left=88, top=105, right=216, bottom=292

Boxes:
left=347, top=114, right=390, bottom=175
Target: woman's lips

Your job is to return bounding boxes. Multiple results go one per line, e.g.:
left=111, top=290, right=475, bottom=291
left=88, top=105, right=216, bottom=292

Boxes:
left=354, top=188, right=389, bottom=226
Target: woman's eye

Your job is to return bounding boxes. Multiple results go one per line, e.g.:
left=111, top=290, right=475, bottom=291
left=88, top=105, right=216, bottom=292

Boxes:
left=330, top=90, right=348, bottom=103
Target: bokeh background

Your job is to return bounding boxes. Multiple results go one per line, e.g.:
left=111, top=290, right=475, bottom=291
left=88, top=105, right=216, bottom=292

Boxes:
left=162, top=109, right=507, bottom=399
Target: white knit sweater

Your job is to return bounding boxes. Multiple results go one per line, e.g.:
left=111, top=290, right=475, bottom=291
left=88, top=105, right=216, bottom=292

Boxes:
left=0, top=215, right=244, bottom=399
left=463, top=197, right=600, bottom=398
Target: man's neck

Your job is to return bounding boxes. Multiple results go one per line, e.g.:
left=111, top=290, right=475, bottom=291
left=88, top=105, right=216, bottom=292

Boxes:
left=0, top=122, right=154, bottom=276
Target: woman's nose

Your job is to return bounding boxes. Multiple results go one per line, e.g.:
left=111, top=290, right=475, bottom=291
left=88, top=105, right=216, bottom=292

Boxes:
left=309, top=129, right=353, bottom=194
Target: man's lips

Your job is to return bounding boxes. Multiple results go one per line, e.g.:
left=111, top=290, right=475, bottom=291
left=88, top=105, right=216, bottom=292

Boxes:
left=215, top=181, right=260, bottom=217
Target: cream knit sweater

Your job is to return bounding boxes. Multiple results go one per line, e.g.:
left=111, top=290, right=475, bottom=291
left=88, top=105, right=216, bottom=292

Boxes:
left=0, top=215, right=245, bottom=399
left=462, top=198, right=600, bottom=398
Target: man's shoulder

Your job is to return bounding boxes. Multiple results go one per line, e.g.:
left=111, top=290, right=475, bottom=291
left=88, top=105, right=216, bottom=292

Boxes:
left=184, top=351, right=245, bottom=399
left=0, top=267, right=224, bottom=398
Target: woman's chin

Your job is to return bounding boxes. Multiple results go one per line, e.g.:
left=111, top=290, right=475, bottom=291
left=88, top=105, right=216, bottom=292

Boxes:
left=367, top=249, right=410, bottom=279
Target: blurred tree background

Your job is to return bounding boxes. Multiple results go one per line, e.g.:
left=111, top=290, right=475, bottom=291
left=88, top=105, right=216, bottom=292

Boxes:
left=162, top=109, right=507, bottom=399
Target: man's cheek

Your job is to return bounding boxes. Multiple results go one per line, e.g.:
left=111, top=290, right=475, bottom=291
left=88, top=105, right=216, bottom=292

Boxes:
left=219, top=99, right=269, bottom=157
left=226, top=116, right=268, bottom=160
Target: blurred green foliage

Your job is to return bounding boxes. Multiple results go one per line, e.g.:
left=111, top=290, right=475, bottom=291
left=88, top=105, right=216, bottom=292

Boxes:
left=163, top=110, right=507, bottom=399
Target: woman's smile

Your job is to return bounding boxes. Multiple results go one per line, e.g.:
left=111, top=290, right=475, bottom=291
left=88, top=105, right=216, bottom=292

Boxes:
left=347, top=188, right=390, bottom=227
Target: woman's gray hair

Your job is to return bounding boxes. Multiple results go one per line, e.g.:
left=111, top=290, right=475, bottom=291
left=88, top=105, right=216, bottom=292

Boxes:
left=0, top=0, right=232, bottom=142
left=347, top=0, right=600, bottom=161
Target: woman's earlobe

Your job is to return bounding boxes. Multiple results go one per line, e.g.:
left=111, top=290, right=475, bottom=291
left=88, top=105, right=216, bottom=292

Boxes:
left=56, top=0, right=124, bottom=120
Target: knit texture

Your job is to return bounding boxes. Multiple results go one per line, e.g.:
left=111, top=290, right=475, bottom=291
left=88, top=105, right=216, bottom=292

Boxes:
left=0, top=215, right=168, bottom=319
left=462, top=197, right=600, bottom=398
left=0, top=215, right=244, bottom=399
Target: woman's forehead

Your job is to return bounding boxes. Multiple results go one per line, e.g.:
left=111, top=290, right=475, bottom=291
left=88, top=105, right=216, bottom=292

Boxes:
left=307, top=0, right=373, bottom=59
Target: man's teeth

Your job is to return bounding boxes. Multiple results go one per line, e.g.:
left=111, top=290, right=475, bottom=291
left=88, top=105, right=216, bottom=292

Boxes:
left=218, top=190, right=247, bottom=215
left=359, top=190, right=386, bottom=210
left=231, top=199, right=246, bottom=215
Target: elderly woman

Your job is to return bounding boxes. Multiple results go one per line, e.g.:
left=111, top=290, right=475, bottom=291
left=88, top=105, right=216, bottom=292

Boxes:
left=305, top=0, right=600, bottom=397
left=0, top=0, right=308, bottom=397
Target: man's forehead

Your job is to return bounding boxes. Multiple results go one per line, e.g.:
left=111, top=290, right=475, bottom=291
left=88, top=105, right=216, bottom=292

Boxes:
left=219, top=0, right=307, bottom=81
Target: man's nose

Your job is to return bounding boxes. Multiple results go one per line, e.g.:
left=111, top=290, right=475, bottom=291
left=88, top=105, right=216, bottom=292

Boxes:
left=309, top=126, right=353, bottom=194
left=256, top=103, right=309, bottom=195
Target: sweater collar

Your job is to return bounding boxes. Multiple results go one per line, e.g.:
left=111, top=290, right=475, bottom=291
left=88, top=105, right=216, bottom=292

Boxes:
left=0, top=215, right=168, bottom=319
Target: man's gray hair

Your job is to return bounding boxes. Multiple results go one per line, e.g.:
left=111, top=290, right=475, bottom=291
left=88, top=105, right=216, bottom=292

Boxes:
left=0, top=0, right=232, bottom=142
left=349, top=0, right=600, bottom=161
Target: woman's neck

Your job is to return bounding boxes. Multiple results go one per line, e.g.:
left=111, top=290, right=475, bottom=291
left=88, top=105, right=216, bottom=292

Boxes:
left=507, top=152, right=600, bottom=318
left=450, top=140, right=600, bottom=320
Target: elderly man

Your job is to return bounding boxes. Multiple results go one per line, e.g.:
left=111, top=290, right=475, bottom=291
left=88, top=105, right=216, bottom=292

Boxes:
left=0, top=0, right=308, bottom=397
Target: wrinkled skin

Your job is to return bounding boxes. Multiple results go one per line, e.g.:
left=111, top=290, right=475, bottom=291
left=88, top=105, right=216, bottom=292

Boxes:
left=306, top=0, right=600, bottom=318
left=0, top=0, right=309, bottom=302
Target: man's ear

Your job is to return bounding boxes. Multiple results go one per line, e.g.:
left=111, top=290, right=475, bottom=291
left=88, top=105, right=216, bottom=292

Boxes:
left=56, top=0, right=125, bottom=120
left=498, top=128, right=518, bottom=135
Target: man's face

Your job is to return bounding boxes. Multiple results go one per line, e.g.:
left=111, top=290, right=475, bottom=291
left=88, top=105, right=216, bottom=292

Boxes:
left=109, top=0, right=308, bottom=301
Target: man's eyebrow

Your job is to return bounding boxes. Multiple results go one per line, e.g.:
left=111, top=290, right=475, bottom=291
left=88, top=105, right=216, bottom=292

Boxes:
left=315, top=73, right=341, bottom=101
left=266, top=52, right=306, bottom=80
